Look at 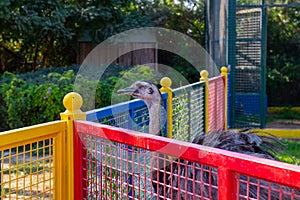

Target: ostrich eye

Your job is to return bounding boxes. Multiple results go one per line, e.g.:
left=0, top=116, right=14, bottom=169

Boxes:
left=147, top=88, right=154, bottom=94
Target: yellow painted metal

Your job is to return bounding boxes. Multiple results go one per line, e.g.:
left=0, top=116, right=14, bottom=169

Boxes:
left=160, top=77, right=173, bottom=138
left=0, top=121, right=66, bottom=199
left=200, top=70, right=209, bottom=133
left=60, top=92, right=86, bottom=200
left=221, top=67, right=228, bottom=130
left=268, top=107, right=300, bottom=113
left=0, top=121, right=64, bottom=147
left=254, top=129, right=300, bottom=139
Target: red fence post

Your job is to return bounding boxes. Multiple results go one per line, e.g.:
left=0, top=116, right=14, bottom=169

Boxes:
left=74, top=127, right=88, bottom=200
left=217, top=167, right=237, bottom=200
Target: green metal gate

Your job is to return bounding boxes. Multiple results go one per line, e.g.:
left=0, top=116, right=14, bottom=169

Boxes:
left=228, top=0, right=267, bottom=128
left=227, top=0, right=300, bottom=128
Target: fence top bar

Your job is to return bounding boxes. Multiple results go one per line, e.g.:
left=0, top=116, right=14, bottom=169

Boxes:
left=172, top=79, right=205, bottom=93
left=208, top=75, right=224, bottom=82
left=0, top=120, right=65, bottom=148
left=74, top=120, right=300, bottom=189
left=86, top=93, right=167, bottom=121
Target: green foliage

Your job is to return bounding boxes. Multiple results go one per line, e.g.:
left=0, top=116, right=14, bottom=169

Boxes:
left=267, top=107, right=300, bottom=120
left=0, top=65, right=113, bottom=131
left=0, top=0, right=77, bottom=72
left=109, top=65, right=159, bottom=104
left=267, top=7, right=300, bottom=106
left=136, top=0, right=205, bottom=45
left=275, top=139, right=300, bottom=166
left=0, top=0, right=151, bottom=72
left=0, top=64, right=157, bottom=130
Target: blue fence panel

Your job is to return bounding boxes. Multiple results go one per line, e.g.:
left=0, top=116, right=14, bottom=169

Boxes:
left=86, top=93, right=168, bottom=134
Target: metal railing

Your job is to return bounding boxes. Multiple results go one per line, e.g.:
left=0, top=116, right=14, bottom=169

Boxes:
left=1, top=66, right=300, bottom=199
left=74, top=120, right=300, bottom=200
left=207, top=76, right=226, bottom=132
left=0, top=121, right=66, bottom=199
left=85, top=69, right=228, bottom=143
left=172, top=81, right=206, bottom=142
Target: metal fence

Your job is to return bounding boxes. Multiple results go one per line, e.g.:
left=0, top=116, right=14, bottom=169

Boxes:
left=171, top=81, right=205, bottom=142
left=208, top=76, right=225, bottom=132
left=0, top=121, right=66, bottom=199
left=74, top=120, right=300, bottom=200
left=85, top=71, right=226, bottom=143
left=86, top=82, right=207, bottom=143
left=86, top=93, right=168, bottom=135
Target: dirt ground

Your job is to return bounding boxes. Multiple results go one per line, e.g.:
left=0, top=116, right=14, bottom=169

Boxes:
left=266, top=119, right=300, bottom=129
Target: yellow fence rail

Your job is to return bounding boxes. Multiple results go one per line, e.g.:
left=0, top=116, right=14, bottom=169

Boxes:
left=0, top=121, right=66, bottom=199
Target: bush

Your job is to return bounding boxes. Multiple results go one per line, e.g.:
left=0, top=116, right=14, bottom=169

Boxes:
left=0, top=65, right=113, bottom=131
left=0, top=64, right=159, bottom=131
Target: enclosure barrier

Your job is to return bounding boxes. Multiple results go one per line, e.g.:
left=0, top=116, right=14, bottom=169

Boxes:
left=86, top=68, right=228, bottom=142
left=1, top=67, right=300, bottom=199
left=74, top=120, right=300, bottom=200
left=0, top=121, right=66, bottom=199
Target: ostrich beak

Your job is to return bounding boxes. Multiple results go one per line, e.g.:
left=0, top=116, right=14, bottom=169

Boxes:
left=117, top=87, right=136, bottom=96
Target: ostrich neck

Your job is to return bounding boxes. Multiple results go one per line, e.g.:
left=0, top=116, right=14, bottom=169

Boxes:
left=147, top=102, right=161, bottom=135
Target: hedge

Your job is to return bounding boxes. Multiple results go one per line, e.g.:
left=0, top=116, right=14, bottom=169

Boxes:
left=0, top=65, right=157, bottom=131
left=0, top=66, right=112, bottom=131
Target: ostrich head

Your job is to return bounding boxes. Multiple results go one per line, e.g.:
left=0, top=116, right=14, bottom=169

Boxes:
left=117, top=80, right=162, bottom=107
left=117, top=80, right=162, bottom=135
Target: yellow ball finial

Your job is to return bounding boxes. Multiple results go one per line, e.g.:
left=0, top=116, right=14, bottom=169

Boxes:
left=221, top=67, right=228, bottom=74
left=63, top=92, right=83, bottom=112
left=200, top=70, right=209, bottom=79
left=160, top=77, right=172, bottom=88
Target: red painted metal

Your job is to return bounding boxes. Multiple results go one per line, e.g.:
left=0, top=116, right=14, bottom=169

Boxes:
left=73, top=125, right=88, bottom=200
left=208, top=76, right=225, bottom=132
left=217, top=167, right=238, bottom=200
left=74, top=120, right=300, bottom=199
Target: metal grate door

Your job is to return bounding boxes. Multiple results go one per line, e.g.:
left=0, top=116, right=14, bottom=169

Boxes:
left=228, top=0, right=267, bottom=128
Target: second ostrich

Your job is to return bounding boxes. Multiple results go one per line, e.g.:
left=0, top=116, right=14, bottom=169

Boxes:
left=117, top=80, right=286, bottom=200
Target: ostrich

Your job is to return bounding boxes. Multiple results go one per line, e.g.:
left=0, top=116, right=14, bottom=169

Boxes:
left=117, top=80, right=287, bottom=200
left=117, top=80, right=168, bottom=197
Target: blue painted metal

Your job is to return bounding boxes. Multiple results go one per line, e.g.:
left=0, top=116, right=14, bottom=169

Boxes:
left=87, top=93, right=168, bottom=123
left=235, top=93, right=267, bottom=116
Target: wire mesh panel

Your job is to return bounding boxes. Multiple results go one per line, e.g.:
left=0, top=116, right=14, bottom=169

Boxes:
left=228, top=0, right=267, bottom=128
left=74, top=121, right=300, bottom=200
left=86, top=83, right=205, bottom=142
left=86, top=95, right=167, bottom=135
left=172, top=82, right=205, bottom=142
left=0, top=121, right=64, bottom=200
left=237, top=174, right=300, bottom=199
left=208, top=76, right=225, bottom=132
left=0, top=140, right=54, bottom=199
left=74, top=121, right=219, bottom=200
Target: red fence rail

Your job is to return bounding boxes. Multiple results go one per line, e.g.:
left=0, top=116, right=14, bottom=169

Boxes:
left=74, top=120, right=300, bottom=200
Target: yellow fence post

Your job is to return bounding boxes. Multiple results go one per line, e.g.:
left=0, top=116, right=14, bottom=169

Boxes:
left=200, top=70, right=209, bottom=133
left=60, top=92, right=86, bottom=200
left=160, top=77, right=173, bottom=138
left=221, top=67, right=228, bottom=130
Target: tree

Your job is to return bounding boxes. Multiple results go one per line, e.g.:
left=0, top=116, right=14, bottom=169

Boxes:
left=136, top=0, right=206, bottom=45
left=267, top=7, right=300, bottom=106
left=0, top=0, right=151, bottom=72
left=0, top=0, right=77, bottom=72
